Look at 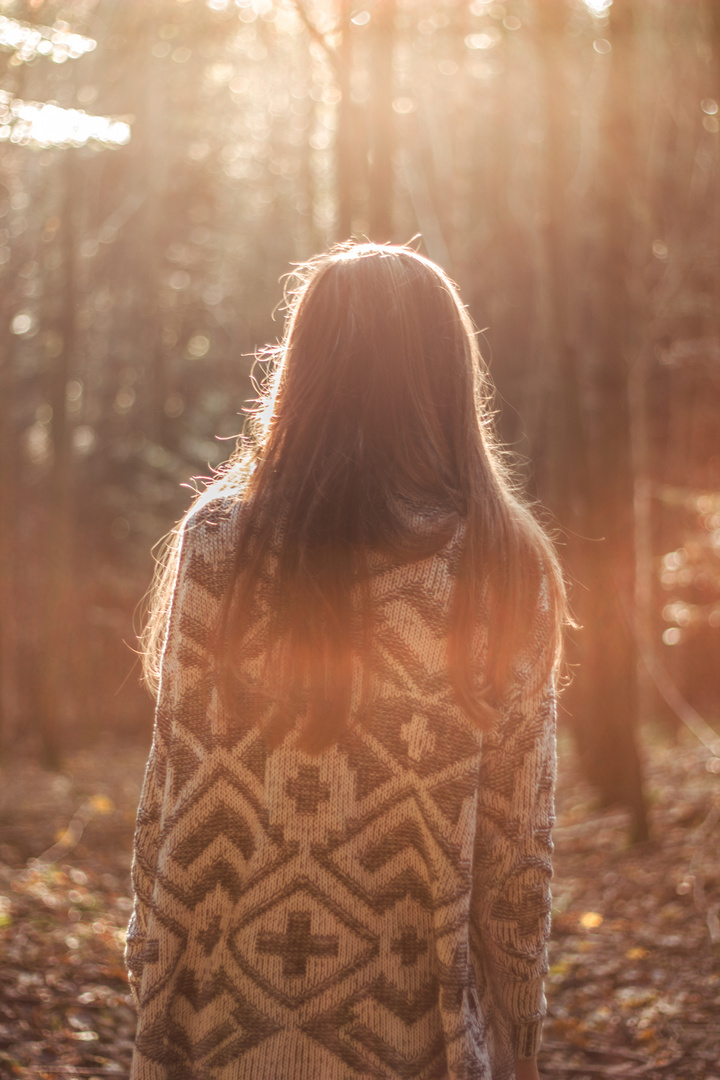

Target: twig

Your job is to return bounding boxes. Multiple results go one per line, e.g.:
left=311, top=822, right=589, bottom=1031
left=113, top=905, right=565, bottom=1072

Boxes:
left=23, top=794, right=113, bottom=868
left=540, top=1065, right=620, bottom=1075
left=285, top=0, right=340, bottom=75
left=685, top=803, right=720, bottom=941
left=25, top=1070, right=128, bottom=1077
left=29, top=804, right=90, bottom=865
left=639, top=647, right=720, bottom=758
left=543, top=1041, right=649, bottom=1063
left=541, top=1056, right=683, bottom=1077
left=585, top=1046, right=650, bottom=1062
left=553, top=812, right=631, bottom=839
left=693, top=801, right=720, bottom=839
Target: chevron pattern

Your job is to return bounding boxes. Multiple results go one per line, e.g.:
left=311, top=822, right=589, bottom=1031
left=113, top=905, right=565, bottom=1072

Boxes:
left=126, top=497, right=556, bottom=1079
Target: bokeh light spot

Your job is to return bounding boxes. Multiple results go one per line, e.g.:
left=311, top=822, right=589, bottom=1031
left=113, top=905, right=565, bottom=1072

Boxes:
left=580, top=912, right=603, bottom=929
left=73, top=426, right=96, bottom=455
left=11, top=312, right=35, bottom=335
left=187, top=334, right=210, bottom=359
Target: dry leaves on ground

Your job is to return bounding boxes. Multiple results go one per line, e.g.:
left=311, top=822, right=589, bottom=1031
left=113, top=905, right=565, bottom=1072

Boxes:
left=0, top=730, right=718, bottom=1080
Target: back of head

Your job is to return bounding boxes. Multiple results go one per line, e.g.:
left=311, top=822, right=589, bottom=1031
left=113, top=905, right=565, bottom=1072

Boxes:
left=256, top=242, right=494, bottom=534
left=146, top=241, right=567, bottom=752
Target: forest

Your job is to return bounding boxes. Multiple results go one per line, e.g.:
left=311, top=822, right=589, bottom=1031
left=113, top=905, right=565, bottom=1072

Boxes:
left=0, top=0, right=718, bottom=1076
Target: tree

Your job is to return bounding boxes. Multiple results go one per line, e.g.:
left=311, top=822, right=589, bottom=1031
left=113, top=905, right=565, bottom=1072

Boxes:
left=530, top=0, right=648, bottom=837
left=0, top=0, right=716, bottom=827
left=0, top=3, right=130, bottom=764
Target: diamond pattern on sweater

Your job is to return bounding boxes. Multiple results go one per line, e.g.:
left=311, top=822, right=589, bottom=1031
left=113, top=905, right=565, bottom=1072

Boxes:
left=304, top=978, right=448, bottom=1079
left=428, top=768, right=478, bottom=826
left=171, top=801, right=257, bottom=868
left=229, top=879, right=379, bottom=1007
left=256, top=910, right=339, bottom=975
left=135, top=979, right=281, bottom=1069
left=371, top=698, right=480, bottom=779
left=343, top=734, right=394, bottom=802
left=127, top=497, right=557, bottom=1080
left=313, top=787, right=471, bottom=914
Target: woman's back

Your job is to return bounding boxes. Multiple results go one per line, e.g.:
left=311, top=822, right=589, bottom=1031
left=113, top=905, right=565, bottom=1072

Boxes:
left=127, top=495, right=556, bottom=1080
left=127, top=242, right=564, bottom=1079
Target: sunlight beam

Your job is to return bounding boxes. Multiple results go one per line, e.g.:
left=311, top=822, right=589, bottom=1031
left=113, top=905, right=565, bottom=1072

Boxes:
left=0, top=93, right=131, bottom=149
left=0, top=14, right=96, bottom=64
left=584, top=0, right=612, bottom=16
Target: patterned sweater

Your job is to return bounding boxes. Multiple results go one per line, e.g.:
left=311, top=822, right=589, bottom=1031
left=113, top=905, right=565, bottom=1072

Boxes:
left=126, top=496, right=557, bottom=1080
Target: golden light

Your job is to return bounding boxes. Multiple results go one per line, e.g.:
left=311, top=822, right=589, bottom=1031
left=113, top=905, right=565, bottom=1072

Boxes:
left=580, top=912, right=604, bottom=930
left=0, top=92, right=131, bottom=149
left=0, top=14, right=96, bottom=63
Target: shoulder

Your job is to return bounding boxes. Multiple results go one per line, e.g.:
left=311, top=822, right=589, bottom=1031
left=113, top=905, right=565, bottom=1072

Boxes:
left=172, top=489, right=245, bottom=601
left=181, top=488, right=243, bottom=549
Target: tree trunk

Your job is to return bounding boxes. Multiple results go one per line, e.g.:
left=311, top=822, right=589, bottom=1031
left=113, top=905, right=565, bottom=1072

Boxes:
left=367, top=0, right=396, bottom=240
left=534, top=0, right=590, bottom=519
left=535, top=0, right=648, bottom=840
left=0, top=37, right=29, bottom=759
left=335, top=0, right=354, bottom=240
left=572, top=0, right=648, bottom=839
left=37, top=151, right=79, bottom=769
left=0, top=287, right=18, bottom=760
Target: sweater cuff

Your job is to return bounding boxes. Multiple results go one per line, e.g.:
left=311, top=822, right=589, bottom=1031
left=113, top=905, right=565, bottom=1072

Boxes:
left=513, top=1019, right=544, bottom=1059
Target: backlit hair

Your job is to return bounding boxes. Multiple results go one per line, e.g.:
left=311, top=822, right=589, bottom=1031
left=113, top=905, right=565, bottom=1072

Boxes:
left=143, top=241, right=567, bottom=751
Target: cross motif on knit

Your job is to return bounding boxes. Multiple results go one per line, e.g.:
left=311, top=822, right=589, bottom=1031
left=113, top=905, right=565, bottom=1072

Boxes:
left=256, top=911, right=339, bottom=976
left=126, top=500, right=557, bottom=1079
left=400, top=713, right=436, bottom=762
left=285, top=764, right=331, bottom=815
left=391, top=926, right=428, bottom=966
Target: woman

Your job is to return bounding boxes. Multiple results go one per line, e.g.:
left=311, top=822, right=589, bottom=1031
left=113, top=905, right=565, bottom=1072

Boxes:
left=126, top=242, right=567, bottom=1080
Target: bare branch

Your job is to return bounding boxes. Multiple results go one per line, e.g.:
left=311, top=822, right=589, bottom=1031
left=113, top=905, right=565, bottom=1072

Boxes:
left=285, top=0, right=341, bottom=76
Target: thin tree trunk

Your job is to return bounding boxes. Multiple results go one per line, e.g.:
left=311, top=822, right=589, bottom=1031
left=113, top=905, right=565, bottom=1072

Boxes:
left=0, top=301, right=18, bottom=760
left=575, top=0, right=648, bottom=839
left=336, top=0, right=354, bottom=239
left=534, top=0, right=589, bottom=517
left=709, top=0, right=720, bottom=335
left=38, top=150, right=79, bottom=769
left=0, top=34, right=29, bottom=759
left=536, top=0, right=648, bottom=840
left=368, top=0, right=396, bottom=240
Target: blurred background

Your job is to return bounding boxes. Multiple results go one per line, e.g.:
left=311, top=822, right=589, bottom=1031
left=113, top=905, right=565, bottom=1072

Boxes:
left=0, top=0, right=718, bottom=839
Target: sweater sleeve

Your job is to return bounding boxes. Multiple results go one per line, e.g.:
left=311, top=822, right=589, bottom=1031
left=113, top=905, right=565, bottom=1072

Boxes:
left=471, top=595, right=557, bottom=1059
left=125, top=723, right=168, bottom=1006
left=125, top=507, right=219, bottom=1006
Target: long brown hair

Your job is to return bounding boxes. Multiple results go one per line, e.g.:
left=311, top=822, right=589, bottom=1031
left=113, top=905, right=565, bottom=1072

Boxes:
left=143, top=241, right=567, bottom=751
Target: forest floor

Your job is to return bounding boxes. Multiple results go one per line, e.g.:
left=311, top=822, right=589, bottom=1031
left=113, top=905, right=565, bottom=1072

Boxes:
left=0, top=726, right=718, bottom=1080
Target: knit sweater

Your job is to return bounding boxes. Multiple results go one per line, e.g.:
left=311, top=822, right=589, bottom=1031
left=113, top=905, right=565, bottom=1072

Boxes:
left=126, top=495, right=557, bottom=1080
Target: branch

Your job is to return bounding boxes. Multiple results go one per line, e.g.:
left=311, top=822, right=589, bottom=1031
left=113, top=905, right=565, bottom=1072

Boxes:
left=286, top=0, right=341, bottom=77
left=640, top=644, right=720, bottom=759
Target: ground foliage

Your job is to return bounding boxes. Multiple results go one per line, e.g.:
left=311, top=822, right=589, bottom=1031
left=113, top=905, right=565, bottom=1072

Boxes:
left=2, top=0, right=719, bottom=834
left=0, top=728, right=718, bottom=1080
